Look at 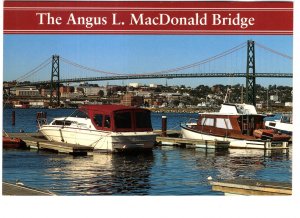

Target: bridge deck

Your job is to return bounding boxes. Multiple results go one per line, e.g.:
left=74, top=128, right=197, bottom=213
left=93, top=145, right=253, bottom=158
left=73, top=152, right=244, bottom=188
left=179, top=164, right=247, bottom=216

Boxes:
left=8, top=72, right=292, bottom=87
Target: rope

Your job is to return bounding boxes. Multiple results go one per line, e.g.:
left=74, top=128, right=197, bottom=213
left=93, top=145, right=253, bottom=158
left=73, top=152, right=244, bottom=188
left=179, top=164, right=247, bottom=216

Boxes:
left=89, top=132, right=112, bottom=149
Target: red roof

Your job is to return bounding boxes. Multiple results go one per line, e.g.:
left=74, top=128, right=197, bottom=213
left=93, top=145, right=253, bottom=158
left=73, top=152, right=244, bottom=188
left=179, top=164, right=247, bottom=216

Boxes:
left=80, top=104, right=147, bottom=114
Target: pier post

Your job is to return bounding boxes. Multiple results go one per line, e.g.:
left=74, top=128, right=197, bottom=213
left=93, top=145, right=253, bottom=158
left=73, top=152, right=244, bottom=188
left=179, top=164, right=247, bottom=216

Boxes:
left=162, top=116, right=167, bottom=137
left=12, top=111, right=15, bottom=126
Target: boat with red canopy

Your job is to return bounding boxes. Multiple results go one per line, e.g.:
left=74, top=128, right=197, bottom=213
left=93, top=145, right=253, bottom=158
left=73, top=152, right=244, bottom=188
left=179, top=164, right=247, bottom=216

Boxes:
left=39, top=104, right=157, bottom=152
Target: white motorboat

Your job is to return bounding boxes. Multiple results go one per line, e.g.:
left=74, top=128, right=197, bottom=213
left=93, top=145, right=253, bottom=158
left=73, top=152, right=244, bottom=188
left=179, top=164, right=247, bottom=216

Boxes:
left=38, top=105, right=157, bottom=152
left=181, top=103, right=290, bottom=149
left=265, top=114, right=292, bottom=135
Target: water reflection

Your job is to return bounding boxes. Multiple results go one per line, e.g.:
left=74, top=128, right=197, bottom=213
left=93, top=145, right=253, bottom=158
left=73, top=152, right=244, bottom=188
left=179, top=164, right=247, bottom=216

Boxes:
left=178, top=147, right=291, bottom=183
left=2, top=108, right=292, bottom=195
left=3, top=146, right=291, bottom=195
left=44, top=152, right=154, bottom=195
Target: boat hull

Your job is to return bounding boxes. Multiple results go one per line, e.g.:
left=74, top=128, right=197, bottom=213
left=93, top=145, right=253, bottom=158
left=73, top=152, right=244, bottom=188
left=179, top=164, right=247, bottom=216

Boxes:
left=39, top=125, right=157, bottom=152
left=181, top=125, right=288, bottom=149
left=3, top=137, right=27, bottom=149
left=265, top=121, right=292, bottom=135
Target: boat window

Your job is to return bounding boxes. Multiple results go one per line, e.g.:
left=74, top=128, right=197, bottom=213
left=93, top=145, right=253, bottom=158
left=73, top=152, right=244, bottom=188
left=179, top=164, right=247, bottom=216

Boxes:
left=114, top=112, right=132, bottom=129
left=224, top=119, right=233, bottom=129
left=269, top=122, right=276, bottom=127
left=216, top=118, right=226, bottom=128
left=136, top=111, right=152, bottom=129
left=52, top=120, right=64, bottom=125
left=70, top=110, right=89, bottom=118
left=104, top=115, right=111, bottom=128
left=203, top=118, right=214, bottom=126
left=52, top=120, right=72, bottom=126
left=216, top=118, right=233, bottom=129
left=93, top=114, right=103, bottom=127
left=64, top=120, right=72, bottom=126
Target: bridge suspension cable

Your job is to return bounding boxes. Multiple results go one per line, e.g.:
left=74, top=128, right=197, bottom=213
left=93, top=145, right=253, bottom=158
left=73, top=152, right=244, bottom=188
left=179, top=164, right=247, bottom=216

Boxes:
left=256, top=42, right=292, bottom=60
left=60, top=56, right=124, bottom=76
left=15, top=57, right=52, bottom=82
left=59, top=41, right=247, bottom=76
left=147, top=41, right=247, bottom=75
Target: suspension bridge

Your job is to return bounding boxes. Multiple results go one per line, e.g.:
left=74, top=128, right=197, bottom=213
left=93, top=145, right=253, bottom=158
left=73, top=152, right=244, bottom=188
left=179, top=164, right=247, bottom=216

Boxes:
left=7, top=40, right=292, bottom=106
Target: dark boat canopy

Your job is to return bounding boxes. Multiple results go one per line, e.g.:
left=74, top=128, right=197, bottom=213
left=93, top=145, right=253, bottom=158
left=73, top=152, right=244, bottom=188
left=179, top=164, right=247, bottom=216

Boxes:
left=79, top=104, right=153, bottom=132
left=80, top=104, right=139, bottom=114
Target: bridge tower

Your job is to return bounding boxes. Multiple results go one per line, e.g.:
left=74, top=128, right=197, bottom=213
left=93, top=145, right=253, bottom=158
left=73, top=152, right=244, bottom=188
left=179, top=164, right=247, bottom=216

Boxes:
left=50, top=55, right=60, bottom=107
left=245, top=40, right=256, bottom=106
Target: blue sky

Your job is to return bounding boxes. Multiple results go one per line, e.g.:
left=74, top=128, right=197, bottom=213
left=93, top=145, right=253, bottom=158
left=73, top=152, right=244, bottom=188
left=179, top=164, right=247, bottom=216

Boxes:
left=3, top=35, right=292, bottom=87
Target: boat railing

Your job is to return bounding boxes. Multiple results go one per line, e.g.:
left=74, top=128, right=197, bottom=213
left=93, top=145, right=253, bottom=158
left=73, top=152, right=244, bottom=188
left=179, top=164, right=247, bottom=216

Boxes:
left=281, top=114, right=293, bottom=124
left=3, top=130, right=9, bottom=137
left=182, top=118, right=198, bottom=128
left=36, top=112, right=48, bottom=128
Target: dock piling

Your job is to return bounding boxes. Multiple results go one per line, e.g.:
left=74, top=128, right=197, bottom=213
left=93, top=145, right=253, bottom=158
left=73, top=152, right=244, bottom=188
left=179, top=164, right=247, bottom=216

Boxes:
left=161, top=116, right=167, bottom=137
left=12, top=111, right=15, bottom=126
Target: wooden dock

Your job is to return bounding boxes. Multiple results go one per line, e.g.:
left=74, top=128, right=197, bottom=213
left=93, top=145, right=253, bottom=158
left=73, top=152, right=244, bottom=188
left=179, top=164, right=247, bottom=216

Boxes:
left=2, top=182, right=55, bottom=196
left=153, top=130, right=181, bottom=137
left=156, top=136, right=230, bottom=149
left=210, top=179, right=292, bottom=195
left=6, top=132, right=93, bottom=155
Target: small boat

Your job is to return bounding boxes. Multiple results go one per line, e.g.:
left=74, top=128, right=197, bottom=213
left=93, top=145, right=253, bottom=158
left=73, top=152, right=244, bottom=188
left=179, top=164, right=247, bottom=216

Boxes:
left=3, top=135, right=26, bottom=149
left=265, top=114, right=292, bottom=135
left=38, top=104, right=157, bottom=152
left=181, top=103, right=290, bottom=149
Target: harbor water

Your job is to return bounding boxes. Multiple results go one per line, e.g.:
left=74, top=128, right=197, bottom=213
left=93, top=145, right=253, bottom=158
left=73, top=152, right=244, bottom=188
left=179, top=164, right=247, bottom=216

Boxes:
left=2, top=109, right=292, bottom=195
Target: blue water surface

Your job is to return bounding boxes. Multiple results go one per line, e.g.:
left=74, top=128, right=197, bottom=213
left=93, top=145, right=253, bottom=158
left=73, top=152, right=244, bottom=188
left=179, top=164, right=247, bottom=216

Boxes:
left=2, top=108, right=292, bottom=195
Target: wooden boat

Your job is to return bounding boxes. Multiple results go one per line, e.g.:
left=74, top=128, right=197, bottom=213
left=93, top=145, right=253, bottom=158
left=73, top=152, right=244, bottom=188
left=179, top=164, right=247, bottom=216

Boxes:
left=181, top=103, right=290, bottom=149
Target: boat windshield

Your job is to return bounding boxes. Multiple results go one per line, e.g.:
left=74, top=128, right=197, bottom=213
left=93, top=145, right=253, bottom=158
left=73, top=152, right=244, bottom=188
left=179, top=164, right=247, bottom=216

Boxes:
left=114, top=110, right=152, bottom=130
left=70, top=110, right=89, bottom=118
left=136, top=111, right=152, bottom=129
left=93, top=114, right=103, bottom=127
left=52, top=120, right=73, bottom=126
left=114, top=111, right=132, bottom=129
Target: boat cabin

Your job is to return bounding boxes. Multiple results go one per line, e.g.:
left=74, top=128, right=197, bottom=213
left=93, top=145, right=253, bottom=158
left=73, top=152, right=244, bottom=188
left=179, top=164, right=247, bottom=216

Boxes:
left=183, top=103, right=291, bottom=142
left=73, top=105, right=153, bottom=132
left=195, top=114, right=266, bottom=138
left=193, top=104, right=266, bottom=139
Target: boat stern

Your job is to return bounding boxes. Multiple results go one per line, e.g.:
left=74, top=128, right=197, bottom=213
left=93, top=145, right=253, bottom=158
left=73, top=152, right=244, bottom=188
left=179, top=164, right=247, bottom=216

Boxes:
left=109, top=132, right=158, bottom=152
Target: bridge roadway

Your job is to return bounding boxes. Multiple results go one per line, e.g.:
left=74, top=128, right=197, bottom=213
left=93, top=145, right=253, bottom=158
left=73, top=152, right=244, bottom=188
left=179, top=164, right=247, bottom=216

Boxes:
left=12, top=72, right=293, bottom=87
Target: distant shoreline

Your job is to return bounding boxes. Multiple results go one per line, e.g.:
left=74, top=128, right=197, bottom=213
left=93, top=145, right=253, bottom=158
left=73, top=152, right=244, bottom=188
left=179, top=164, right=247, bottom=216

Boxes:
left=147, top=107, right=292, bottom=114
left=3, top=106, right=292, bottom=114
